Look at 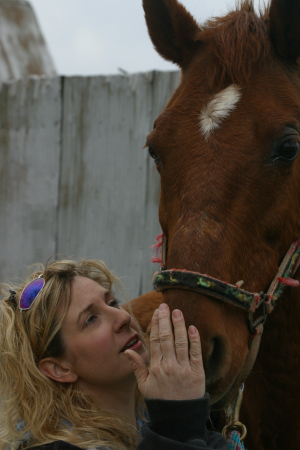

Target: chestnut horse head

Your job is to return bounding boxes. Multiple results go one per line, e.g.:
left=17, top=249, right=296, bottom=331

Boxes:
left=143, top=0, right=300, bottom=412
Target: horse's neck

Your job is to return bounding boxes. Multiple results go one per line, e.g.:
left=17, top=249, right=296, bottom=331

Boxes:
left=241, top=287, right=300, bottom=450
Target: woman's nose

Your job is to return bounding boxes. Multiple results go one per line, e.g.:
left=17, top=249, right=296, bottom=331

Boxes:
left=113, top=307, right=132, bottom=332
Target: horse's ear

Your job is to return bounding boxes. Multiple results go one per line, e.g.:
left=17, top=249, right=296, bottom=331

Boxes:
left=142, top=0, right=200, bottom=68
left=269, top=0, right=300, bottom=61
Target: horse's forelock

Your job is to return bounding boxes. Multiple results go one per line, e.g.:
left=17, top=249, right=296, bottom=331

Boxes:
left=195, top=1, right=271, bottom=87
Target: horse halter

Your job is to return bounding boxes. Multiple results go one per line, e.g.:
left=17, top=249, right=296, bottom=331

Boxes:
left=153, top=237, right=300, bottom=335
left=152, top=236, right=300, bottom=416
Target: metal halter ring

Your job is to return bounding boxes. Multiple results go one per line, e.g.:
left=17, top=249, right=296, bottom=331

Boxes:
left=222, top=421, right=247, bottom=441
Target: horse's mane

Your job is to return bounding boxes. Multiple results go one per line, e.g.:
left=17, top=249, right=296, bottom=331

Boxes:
left=196, top=0, right=271, bottom=87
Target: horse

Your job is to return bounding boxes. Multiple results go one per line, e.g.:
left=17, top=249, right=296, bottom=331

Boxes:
left=127, top=0, right=300, bottom=448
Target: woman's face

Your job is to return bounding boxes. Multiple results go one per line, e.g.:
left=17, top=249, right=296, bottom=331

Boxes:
left=59, top=276, right=148, bottom=390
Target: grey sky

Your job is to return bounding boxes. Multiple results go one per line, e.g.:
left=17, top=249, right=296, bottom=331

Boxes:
left=29, top=0, right=261, bottom=76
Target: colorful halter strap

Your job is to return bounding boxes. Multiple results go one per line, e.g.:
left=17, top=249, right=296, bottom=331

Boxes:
left=153, top=239, right=300, bottom=334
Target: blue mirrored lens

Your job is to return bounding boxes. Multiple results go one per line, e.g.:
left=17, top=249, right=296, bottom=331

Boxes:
left=19, top=278, right=45, bottom=310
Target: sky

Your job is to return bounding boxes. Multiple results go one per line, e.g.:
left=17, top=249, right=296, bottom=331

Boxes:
left=28, top=0, right=261, bottom=77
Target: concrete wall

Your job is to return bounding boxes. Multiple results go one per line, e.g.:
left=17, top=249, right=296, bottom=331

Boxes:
left=0, top=71, right=180, bottom=299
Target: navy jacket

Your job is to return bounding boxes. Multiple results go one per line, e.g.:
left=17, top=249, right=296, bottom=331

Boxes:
left=29, top=395, right=229, bottom=450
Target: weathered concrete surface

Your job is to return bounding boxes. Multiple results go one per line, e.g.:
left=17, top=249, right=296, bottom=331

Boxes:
left=0, top=77, right=61, bottom=280
left=0, top=72, right=180, bottom=299
left=0, top=0, right=56, bottom=80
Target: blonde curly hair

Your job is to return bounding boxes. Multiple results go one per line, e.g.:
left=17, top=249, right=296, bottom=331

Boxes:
left=0, top=259, right=143, bottom=450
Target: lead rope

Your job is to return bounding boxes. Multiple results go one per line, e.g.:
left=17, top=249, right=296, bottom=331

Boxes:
left=226, top=431, right=245, bottom=450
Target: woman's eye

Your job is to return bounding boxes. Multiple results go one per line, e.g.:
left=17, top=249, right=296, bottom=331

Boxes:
left=108, top=298, right=121, bottom=308
left=86, top=314, right=96, bottom=326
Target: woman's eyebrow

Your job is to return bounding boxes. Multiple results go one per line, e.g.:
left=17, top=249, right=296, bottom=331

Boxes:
left=77, top=290, right=113, bottom=324
left=104, top=290, right=113, bottom=302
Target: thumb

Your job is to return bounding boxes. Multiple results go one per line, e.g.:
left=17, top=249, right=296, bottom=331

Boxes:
left=125, top=349, right=149, bottom=389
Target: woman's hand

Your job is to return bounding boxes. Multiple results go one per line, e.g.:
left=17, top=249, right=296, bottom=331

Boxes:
left=125, top=303, right=205, bottom=400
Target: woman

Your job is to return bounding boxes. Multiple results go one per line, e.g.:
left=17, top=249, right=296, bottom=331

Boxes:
left=0, top=259, right=229, bottom=450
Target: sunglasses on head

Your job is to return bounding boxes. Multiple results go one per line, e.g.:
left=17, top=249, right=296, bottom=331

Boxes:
left=19, top=274, right=45, bottom=311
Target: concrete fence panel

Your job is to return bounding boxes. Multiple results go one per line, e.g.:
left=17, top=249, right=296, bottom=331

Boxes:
left=0, top=71, right=180, bottom=299
left=0, top=76, right=61, bottom=280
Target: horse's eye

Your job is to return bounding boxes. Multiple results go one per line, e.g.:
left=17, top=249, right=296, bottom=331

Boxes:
left=272, top=129, right=300, bottom=162
left=148, top=146, right=158, bottom=160
left=275, top=140, right=299, bottom=162
left=148, top=146, right=161, bottom=167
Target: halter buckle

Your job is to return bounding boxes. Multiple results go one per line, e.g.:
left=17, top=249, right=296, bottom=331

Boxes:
left=247, top=293, right=268, bottom=335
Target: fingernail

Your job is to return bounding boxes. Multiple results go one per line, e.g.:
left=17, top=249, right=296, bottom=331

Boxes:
left=153, top=309, right=159, bottom=317
left=189, top=325, right=197, bottom=335
left=159, top=303, right=168, bottom=311
left=173, top=309, right=182, bottom=319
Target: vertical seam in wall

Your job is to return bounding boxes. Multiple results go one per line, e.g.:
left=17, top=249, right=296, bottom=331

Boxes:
left=54, top=76, right=65, bottom=257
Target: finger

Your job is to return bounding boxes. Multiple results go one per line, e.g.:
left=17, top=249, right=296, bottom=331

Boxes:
left=125, top=349, right=149, bottom=390
left=188, top=326, right=205, bottom=375
left=150, top=309, right=162, bottom=362
left=172, top=309, right=189, bottom=365
left=158, top=303, right=175, bottom=360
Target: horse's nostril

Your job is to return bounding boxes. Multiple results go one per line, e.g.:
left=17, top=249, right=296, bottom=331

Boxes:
left=205, top=336, right=228, bottom=384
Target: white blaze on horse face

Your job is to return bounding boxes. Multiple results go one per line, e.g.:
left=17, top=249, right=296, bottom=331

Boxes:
left=199, top=85, right=242, bottom=139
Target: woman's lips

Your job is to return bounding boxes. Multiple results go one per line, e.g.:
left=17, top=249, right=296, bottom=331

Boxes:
left=120, top=334, right=143, bottom=352
left=127, top=339, right=142, bottom=351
